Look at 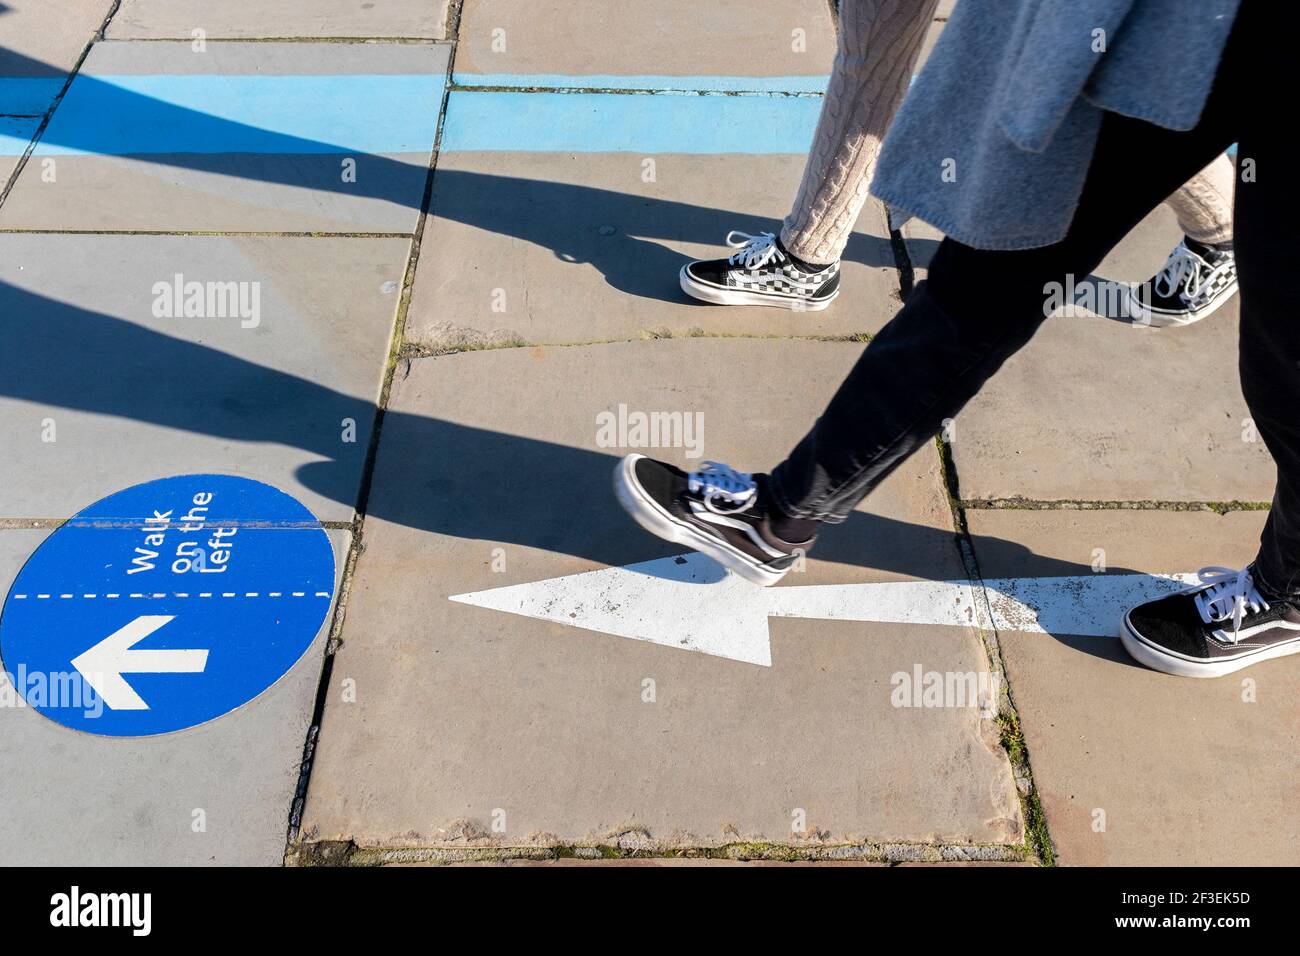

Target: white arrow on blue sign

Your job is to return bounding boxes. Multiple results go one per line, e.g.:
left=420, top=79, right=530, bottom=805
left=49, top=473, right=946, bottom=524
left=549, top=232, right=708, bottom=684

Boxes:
left=0, top=475, right=335, bottom=736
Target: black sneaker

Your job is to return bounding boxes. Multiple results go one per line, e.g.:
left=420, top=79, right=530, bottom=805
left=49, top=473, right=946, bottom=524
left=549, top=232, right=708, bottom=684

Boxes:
left=680, top=231, right=840, bottom=311
left=1121, top=566, right=1300, bottom=677
left=612, top=454, right=810, bottom=586
left=1124, top=239, right=1238, bottom=327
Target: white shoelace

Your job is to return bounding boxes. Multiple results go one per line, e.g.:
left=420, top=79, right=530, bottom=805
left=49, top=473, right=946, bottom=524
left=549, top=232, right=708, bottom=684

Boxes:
left=1153, top=243, right=1234, bottom=309
left=725, top=230, right=786, bottom=270
left=688, top=460, right=757, bottom=514
left=1192, top=566, right=1270, bottom=642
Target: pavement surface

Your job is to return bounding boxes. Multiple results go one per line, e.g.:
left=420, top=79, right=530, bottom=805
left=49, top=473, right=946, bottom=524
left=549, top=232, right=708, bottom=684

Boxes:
left=0, top=1, right=1294, bottom=867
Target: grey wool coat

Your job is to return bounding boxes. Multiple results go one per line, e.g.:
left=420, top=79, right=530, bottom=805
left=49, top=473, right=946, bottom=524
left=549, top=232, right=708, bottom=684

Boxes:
left=870, top=0, right=1242, bottom=250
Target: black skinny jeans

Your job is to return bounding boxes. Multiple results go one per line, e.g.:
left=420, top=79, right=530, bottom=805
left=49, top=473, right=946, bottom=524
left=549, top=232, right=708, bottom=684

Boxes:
left=769, top=3, right=1300, bottom=596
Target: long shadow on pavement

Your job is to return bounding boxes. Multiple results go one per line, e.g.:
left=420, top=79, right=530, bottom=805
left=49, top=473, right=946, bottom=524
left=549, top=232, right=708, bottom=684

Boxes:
left=0, top=47, right=1162, bottom=665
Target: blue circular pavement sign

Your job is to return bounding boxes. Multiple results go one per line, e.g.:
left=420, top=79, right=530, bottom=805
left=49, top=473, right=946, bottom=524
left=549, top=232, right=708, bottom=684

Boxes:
left=0, top=475, right=335, bottom=737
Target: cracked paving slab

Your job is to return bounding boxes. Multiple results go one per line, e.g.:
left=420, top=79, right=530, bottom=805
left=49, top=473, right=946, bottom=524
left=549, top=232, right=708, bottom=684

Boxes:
left=300, top=338, right=1022, bottom=853
left=967, top=507, right=1300, bottom=865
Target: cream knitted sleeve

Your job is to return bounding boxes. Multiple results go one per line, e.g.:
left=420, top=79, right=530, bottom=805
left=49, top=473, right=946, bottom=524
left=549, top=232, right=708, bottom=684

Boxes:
left=781, top=0, right=941, bottom=265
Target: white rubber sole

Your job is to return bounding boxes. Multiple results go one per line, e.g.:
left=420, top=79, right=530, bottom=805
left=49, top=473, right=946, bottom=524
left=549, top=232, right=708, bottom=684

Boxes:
left=1119, top=610, right=1300, bottom=677
left=612, top=454, right=787, bottom=587
left=1123, top=279, right=1239, bottom=328
left=679, top=266, right=837, bottom=312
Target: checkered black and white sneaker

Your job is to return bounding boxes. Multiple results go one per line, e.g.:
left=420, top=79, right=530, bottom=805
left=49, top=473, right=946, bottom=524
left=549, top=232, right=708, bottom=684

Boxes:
left=680, top=231, right=840, bottom=311
left=1121, top=566, right=1300, bottom=677
left=613, top=454, right=810, bottom=586
left=1124, top=239, right=1238, bottom=327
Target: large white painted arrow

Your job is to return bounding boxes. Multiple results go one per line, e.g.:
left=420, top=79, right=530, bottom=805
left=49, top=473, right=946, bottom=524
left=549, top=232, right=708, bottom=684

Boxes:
left=71, top=615, right=209, bottom=710
left=451, top=554, right=1198, bottom=666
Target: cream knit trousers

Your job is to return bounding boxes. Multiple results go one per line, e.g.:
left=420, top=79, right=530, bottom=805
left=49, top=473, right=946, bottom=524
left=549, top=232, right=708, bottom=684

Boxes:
left=781, top=0, right=1236, bottom=265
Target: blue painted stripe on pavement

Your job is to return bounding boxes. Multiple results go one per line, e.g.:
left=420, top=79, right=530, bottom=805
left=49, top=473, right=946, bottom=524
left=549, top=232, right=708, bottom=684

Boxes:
left=0, top=77, right=66, bottom=116
left=453, top=72, right=831, bottom=94
left=0, top=116, right=42, bottom=156
left=25, top=74, right=445, bottom=156
left=441, top=91, right=822, bottom=153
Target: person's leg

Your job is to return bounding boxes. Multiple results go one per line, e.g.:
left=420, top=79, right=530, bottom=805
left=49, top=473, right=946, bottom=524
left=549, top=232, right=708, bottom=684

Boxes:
left=676, top=0, right=937, bottom=312
left=1121, top=100, right=1300, bottom=677
left=1165, top=154, right=1235, bottom=247
left=619, top=96, right=1236, bottom=585
left=768, top=108, right=1234, bottom=526
left=1235, top=119, right=1300, bottom=598
left=1130, top=153, right=1239, bottom=327
left=780, top=0, right=939, bottom=266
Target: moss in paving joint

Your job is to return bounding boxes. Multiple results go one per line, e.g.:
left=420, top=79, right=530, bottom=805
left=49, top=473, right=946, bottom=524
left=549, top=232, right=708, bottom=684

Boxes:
left=129, top=36, right=442, bottom=44
left=961, top=496, right=1270, bottom=514
left=287, top=839, right=358, bottom=867
left=446, top=83, right=822, bottom=99
left=996, top=712, right=1056, bottom=866
left=298, top=838, right=1028, bottom=866
left=933, top=434, right=1056, bottom=866
left=398, top=329, right=874, bottom=360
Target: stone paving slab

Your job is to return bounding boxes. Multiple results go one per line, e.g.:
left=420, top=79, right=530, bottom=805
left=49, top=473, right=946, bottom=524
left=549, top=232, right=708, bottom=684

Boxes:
left=454, top=0, right=835, bottom=89
left=0, top=527, right=349, bottom=865
left=0, top=41, right=446, bottom=233
left=966, top=508, right=1300, bottom=866
left=301, top=339, right=1021, bottom=852
left=911, top=206, right=1272, bottom=503
left=406, top=151, right=901, bottom=348
left=108, top=0, right=450, bottom=40
left=950, top=301, right=1270, bottom=503
left=0, top=0, right=111, bottom=116
left=0, top=233, right=408, bottom=522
